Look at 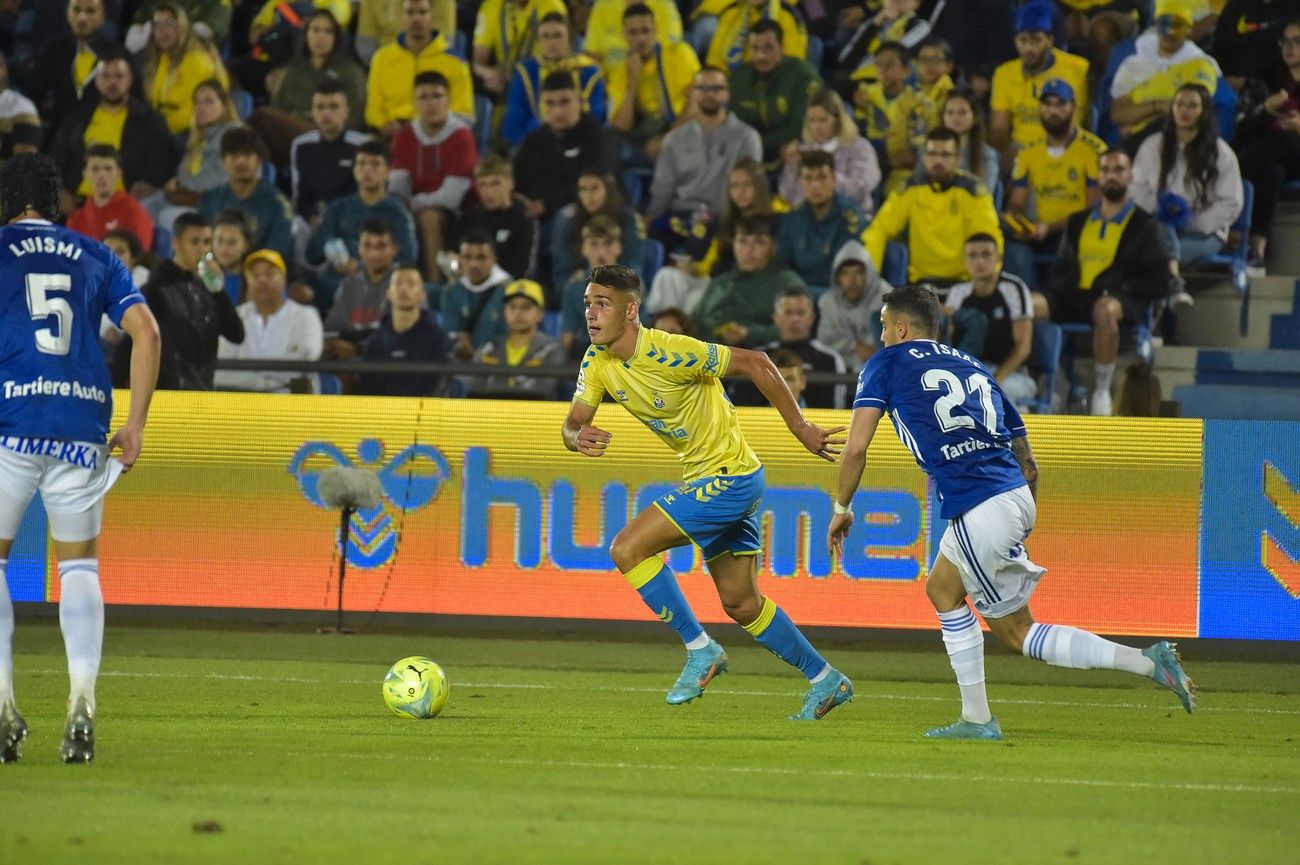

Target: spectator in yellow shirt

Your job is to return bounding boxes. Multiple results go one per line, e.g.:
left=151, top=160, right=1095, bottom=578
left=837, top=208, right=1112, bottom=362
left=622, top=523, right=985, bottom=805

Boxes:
left=473, top=0, right=568, bottom=98
left=706, top=0, right=808, bottom=69
left=989, top=0, right=1090, bottom=160
left=607, top=3, right=701, bottom=160
left=1003, top=79, right=1105, bottom=288
left=585, top=0, right=684, bottom=67
left=356, top=0, right=454, bottom=65
left=144, top=3, right=229, bottom=135
left=863, top=127, right=1002, bottom=284
left=884, top=36, right=954, bottom=194
left=366, top=0, right=475, bottom=136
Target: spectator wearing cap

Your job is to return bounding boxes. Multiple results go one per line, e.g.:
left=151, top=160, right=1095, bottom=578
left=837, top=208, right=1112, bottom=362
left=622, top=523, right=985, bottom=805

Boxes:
left=216, top=248, right=325, bottom=394
left=466, top=279, right=563, bottom=400
left=199, top=126, right=295, bottom=263
left=1002, top=79, right=1106, bottom=289
left=357, top=264, right=451, bottom=397
left=990, top=0, right=1091, bottom=161
left=1110, top=0, right=1222, bottom=145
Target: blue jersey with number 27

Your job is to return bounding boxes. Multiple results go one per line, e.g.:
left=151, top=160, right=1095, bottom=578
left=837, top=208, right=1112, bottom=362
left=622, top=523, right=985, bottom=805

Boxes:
left=0, top=219, right=144, bottom=442
left=853, top=339, right=1028, bottom=519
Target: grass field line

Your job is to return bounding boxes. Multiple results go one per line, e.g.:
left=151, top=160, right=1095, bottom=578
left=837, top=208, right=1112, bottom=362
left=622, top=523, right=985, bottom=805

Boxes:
left=25, top=666, right=1299, bottom=716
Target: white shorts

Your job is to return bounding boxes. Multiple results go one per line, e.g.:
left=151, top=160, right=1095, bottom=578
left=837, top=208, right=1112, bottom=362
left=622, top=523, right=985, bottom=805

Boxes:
left=0, top=438, right=124, bottom=543
left=938, top=486, right=1046, bottom=620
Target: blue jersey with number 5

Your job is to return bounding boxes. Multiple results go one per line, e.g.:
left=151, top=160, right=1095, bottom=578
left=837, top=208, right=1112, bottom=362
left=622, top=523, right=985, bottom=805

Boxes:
left=0, top=220, right=144, bottom=442
left=853, top=339, right=1027, bottom=518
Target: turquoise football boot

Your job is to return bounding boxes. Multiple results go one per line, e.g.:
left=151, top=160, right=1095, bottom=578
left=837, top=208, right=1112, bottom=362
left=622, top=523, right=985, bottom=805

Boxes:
left=666, top=639, right=728, bottom=704
left=924, top=716, right=1003, bottom=740
left=789, top=669, right=853, bottom=720
left=1142, top=640, right=1197, bottom=713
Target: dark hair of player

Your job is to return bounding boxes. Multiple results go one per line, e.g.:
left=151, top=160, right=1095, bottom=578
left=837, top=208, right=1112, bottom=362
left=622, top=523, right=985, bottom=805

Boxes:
left=589, top=263, right=643, bottom=298
left=882, top=284, right=943, bottom=336
left=0, top=152, right=64, bottom=222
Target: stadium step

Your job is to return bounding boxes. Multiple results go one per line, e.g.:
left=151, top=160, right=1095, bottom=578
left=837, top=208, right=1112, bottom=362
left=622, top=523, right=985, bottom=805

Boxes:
left=1170, top=383, right=1300, bottom=420
left=1174, top=274, right=1296, bottom=350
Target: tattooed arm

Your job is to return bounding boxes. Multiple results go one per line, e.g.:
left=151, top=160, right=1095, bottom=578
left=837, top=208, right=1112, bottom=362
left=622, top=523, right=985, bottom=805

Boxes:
left=1011, top=435, right=1038, bottom=502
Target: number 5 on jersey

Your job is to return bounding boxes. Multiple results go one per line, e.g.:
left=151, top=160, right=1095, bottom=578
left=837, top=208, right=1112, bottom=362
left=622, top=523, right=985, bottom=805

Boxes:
left=26, top=273, right=74, bottom=356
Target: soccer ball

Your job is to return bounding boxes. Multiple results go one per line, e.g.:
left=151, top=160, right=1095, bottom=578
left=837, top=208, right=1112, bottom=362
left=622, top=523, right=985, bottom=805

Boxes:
left=382, top=656, right=449, bottom=719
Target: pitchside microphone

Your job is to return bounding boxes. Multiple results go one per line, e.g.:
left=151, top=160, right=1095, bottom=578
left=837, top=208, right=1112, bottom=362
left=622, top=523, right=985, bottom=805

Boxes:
left=317, top=468, right=382, bottom=634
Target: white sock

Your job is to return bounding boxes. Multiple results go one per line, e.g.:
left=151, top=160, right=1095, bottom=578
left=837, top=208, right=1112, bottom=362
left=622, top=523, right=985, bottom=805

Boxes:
left=937, top=606, right=991, bottom=724
left=684, top=632, right=711, bottom=651
left=809, top=663, right=831, bottom=684
left=0, top=559, right=12, bottom=706
left=1024, top=623, right=1154, bottom=676
left=1094, top=362, right=1116, bottom=395
left=58, top=559, right=103, bottom=716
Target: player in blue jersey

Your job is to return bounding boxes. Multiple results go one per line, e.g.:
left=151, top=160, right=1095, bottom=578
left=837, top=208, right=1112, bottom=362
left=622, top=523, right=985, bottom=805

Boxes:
left=828, top=284, right=1195, bottom=740
left=563, top=264, right=854, bottom=720
left=0, top=153, right=161, bottom=764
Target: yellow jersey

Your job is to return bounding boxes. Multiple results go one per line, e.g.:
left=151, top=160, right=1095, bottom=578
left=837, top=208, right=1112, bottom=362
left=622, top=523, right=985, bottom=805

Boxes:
left=585, top=0, right=684, bottom=66
left=149, top=48, right=229, bottom=134
left=1010, top=127, right=1105, bottom=226
left=605, top=41, right=700, bottom=124
left=706, top=1, right=807, bottom=69
left=365, top=34, right=476, bottom=128
left=473, top=0, right=569, bottom=66
left=79, top=106, right=128, bottom=197
left=991, top=49, right=1091, bottom=149
left=573, top=328, right=761, bottom=481
left=1077, top=201, right=1136, bottom=290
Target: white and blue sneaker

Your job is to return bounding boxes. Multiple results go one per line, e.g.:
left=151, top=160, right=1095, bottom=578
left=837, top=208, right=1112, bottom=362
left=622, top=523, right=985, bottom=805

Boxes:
left=1143, top=641, right=1197, bottom=713
left=666, top=639, right=728, bottom=705
left=789, top=669, right=853, bottom=720
left=925, top=716, right=1003, bottom=740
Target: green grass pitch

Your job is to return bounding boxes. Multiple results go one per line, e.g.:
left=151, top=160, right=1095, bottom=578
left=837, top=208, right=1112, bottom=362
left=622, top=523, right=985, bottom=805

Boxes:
left=1, top=620, right=1296, bottom=865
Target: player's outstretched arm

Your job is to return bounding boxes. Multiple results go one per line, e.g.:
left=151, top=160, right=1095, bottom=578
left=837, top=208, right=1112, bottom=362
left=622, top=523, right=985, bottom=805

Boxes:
left=828, top=407, right=883, bottom=556
left=562, top=399, right=612, bottom=457
left=726, top=348, right=846, bottom=462
left=110, top=303, right=161, bottom=470
left=1010, top=435, right=1038, bottom=501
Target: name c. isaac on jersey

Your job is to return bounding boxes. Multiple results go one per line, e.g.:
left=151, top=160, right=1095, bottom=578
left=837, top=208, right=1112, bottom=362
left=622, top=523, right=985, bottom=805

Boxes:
left=901, top=342, right=1007, bottom=464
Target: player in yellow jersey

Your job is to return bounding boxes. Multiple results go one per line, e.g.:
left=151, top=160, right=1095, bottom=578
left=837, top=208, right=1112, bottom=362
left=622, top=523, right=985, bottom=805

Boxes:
left=561, top=265, right=854, bottom=720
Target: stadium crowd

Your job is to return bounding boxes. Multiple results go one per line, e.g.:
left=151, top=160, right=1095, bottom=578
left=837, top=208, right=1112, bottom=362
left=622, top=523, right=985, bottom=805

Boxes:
left=1, top=0, right=1295, bottom=414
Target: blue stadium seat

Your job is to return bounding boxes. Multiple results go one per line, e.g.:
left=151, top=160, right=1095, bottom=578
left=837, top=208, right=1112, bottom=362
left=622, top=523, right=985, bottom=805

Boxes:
left=1057, top=306, right=1156, bottom=399
left=474, top=95, right=493, bottom=152
left=231, top=88, right=254, bottom=120
left=690, top=15, right=718, bottom=60
left=318, top=374, right=344, bottom=395
left=992, top=179, right=1004, bottom=212
left=262, top=162, right=276, bottom=185
left=1188, top=180, right=1252, bottom=337
left=152, top=226, right=172, bottom=260
left=882, top=241, right=908, bottom=287
left=450, top=30, right=468, bottom=60
left=1029, top=320, right=1062, bottom=413
left=806, top=34, right=824, bottom=70
left=622, top=167, right=652, bottom=211
left=641, top=238, right=665, bottom=286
